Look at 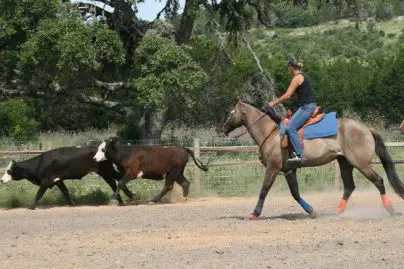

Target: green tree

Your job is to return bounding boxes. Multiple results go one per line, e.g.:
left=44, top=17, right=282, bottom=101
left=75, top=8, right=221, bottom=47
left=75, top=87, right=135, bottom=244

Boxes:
left=0, top=99, right=38, bottom=141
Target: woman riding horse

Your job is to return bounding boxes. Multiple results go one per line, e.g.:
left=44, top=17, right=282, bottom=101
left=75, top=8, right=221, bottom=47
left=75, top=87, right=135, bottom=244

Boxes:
left=266, top=59, right=316, bottom=165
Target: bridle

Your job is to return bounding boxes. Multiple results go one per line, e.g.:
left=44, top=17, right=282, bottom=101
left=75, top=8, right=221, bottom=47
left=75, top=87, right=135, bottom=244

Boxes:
left=222, top=107, right=279, bottom=150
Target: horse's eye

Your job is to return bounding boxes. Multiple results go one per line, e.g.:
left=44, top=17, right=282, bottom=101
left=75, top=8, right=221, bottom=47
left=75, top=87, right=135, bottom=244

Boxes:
left=101, top=148, right=106, bottom=153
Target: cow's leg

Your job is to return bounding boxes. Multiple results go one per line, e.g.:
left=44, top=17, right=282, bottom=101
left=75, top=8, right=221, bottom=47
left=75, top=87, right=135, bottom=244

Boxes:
left=97, top=165, right=134, bottom=202
left=112, top=173, right=133, bottom=201
left=176, top=174, right=190, bottom=200
left=151, top=169, right=178, bottom=203
left=56, top=181, right=75, bottom=206
left=101, top=177, right=125, bottom=205
left=29, top=185, right=48, bottom=210
left=121, top=185, right=135, bottom=201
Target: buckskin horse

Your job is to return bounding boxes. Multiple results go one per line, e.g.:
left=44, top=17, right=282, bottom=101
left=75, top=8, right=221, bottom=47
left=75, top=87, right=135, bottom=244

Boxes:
left=217, top=97, right=404, bottom=220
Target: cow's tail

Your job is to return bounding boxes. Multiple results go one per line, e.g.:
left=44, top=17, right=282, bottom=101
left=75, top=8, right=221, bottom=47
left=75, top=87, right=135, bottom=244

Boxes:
left=185, top=148, right=209, bottom=172
left=371, top=129, right=404, bottom=199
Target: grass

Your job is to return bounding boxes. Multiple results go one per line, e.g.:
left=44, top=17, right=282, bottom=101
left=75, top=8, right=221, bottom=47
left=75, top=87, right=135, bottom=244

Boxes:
left=0, top=115, right=402, bottom=208
left=250, top=16, right=404, bottom=60
left=0, top=134, right=402, bottom=208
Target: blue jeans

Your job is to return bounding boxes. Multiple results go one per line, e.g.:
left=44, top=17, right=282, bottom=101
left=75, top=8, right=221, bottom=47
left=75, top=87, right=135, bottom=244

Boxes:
left=280, top=103, right=317, bottom=157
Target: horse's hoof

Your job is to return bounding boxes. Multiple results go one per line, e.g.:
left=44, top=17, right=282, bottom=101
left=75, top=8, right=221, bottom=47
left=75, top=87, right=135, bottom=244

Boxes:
left=148, top=201, right=157, bottom=205
left=309, top=210, right=318, bottom=219
left=248, top=214, right=258, bottom=221
left=68, top=201, right=76, bottom=207
left=28, top=206, right=36, bottom=210
left=386, top=207, right=398, bottom=216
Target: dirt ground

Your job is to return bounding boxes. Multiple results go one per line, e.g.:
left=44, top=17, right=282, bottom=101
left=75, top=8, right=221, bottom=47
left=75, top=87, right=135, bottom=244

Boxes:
left=1, top=191, right=404, bottom=269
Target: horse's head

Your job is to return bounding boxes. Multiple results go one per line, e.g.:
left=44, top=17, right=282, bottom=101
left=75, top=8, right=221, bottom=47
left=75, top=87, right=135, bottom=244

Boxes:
left=216, top=96, right=244, bottom=136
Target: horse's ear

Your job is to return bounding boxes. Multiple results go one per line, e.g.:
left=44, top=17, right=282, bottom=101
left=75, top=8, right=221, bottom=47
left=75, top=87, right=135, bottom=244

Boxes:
left=236, top=95, right=241, bottom=101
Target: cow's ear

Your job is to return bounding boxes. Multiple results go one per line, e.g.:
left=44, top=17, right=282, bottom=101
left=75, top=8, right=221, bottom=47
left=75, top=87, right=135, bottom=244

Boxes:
left=109, top=137, right=118, bottom=148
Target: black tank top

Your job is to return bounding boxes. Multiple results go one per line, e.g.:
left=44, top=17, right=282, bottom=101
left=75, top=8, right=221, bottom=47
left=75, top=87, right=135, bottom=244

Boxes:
left=296, top=72, right=316, bottom=106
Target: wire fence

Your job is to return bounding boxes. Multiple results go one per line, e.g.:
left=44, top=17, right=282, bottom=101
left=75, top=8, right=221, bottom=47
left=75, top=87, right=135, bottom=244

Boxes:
left=0, top=135, right=403, bottom=201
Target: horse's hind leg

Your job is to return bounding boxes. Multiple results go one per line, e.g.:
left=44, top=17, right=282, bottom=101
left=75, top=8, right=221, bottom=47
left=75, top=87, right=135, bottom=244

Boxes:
left=285, top=169, right=316, bottom=217
left=175, top=173, right=190, bottom=200
left=336, top=157, right=355, bottom=214
left=358, top=165, right=394, bottom=214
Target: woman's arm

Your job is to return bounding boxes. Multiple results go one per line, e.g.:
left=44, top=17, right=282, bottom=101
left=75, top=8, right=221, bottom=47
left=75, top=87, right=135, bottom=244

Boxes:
left=267, top=75, right=303, bottom=107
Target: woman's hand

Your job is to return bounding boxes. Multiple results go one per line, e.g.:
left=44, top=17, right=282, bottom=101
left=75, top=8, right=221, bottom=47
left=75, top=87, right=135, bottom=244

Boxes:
left=266, top=100, right=277, bottom=108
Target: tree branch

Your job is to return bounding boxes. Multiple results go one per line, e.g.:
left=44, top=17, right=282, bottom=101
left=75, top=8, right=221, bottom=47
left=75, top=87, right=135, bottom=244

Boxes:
left=247, top=1, right=274, bottom=28
left=94, top=79, right=131, bottom=92
left=77, top=93, right=138, bottom=123
left=0, top=83, right=138, bottom=124
left=212, top=20, right=233, bottom=64
left=243, top=35, right=263, bottom=73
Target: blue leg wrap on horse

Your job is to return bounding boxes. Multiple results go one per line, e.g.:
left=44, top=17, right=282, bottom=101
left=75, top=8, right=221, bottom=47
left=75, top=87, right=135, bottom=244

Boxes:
left=298, top=198, right=313, bottom=213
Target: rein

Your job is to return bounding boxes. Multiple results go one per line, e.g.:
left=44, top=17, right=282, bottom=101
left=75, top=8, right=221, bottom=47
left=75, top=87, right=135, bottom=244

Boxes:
left=258, top=125, right=278, bottom=152
left=230, top=108, right=279, bottom=151
left=231, top=113, right=268, bottom=139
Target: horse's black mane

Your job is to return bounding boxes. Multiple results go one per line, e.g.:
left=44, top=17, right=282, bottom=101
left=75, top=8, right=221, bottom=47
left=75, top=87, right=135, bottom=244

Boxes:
left=240, top=100, right=282, bottom=124
left=240, top=100, right=266, bottom=113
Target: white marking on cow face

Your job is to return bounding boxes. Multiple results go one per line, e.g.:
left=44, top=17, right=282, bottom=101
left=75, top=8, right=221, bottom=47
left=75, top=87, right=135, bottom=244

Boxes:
left=137, top=171, right=144, bottom=178
left=53, top=177, right=60, bottom=183
left=93, top=141, right=107, bottom=162
left=1, top=162, right=13, bottom=183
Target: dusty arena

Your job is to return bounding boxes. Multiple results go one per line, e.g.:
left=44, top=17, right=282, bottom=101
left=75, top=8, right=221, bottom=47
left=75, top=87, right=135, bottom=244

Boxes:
left=1, top=191, right=404, bottom=269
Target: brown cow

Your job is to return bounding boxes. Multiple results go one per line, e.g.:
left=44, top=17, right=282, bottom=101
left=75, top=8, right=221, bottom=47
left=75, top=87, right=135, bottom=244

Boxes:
left=93, top=138, right=208, bottom=203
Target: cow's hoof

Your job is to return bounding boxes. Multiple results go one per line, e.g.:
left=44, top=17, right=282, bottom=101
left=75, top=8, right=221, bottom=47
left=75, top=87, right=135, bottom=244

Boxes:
left=248, top=214, right=258, bottom=221
left=108, top=199, right=120, bottom=206
left=126, top=196, right=135, bottom=202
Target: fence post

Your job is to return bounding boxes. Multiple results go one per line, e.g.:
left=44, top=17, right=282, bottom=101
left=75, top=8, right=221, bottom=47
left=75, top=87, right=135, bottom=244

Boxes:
left=334, top=160, right=341, bottom=189
left=194, top=138, right=201, bottom=193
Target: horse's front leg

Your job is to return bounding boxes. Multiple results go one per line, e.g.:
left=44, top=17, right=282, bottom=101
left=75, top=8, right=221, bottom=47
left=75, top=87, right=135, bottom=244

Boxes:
left=285, top=169, right=317, bottom=218
left=249, top=167, right=279, bottom=220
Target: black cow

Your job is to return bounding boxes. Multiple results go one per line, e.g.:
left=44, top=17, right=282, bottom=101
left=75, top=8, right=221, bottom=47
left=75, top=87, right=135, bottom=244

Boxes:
left=0, top=146, right=134, bottom=209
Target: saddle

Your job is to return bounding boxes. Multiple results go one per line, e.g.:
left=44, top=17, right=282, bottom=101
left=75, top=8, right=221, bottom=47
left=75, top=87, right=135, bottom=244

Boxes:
left=281, top=106, right=325, bottom=149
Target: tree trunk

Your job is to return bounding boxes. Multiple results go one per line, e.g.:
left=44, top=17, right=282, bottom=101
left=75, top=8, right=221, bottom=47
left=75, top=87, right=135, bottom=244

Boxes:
left=137, top=109, right=168, bottom=143
left=176, top=0, right=200, bottom=44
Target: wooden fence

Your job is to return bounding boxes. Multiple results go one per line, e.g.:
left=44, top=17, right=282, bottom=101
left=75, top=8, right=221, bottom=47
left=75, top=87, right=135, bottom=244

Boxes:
left=0, top=141, right=403, bottom=192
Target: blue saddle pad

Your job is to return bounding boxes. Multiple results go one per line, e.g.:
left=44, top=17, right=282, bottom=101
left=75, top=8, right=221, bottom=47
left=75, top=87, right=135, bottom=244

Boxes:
left=303, top=112, right=338, bottom=140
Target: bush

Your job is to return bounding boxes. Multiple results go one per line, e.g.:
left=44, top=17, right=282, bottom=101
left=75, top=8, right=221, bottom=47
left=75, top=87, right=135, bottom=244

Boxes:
left=0, top=99, right=38, bottom=141
left=117, top=124, right=141, bottom=140
left=375, top=3, right=395, bottom=21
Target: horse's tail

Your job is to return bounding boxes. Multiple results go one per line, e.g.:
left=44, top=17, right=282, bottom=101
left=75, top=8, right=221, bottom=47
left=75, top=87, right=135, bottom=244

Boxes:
left=371, top=130, right=404, bottom=199
left=185, top=148, right=209, bottom=172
